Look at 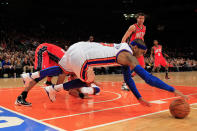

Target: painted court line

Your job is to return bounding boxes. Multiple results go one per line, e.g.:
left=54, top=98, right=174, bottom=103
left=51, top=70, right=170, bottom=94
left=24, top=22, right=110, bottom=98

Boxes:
left=87, top=91, right=122, bottom=104
left=150, top=100, right=167, bottom=104
left=0, top=106, right=65, bottom=131
left=41, top=103, right=140, bottom=121
left=41, top=93, right=197, bottom=121
left=76, top=103, right=197, bottom=131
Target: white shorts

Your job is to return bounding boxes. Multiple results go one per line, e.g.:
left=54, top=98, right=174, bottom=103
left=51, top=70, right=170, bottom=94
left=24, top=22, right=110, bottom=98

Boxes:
left=59, top=43, right=95, bottom=83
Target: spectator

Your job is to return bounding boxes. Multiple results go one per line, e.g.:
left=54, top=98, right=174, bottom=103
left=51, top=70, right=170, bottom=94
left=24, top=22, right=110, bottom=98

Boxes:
left=87, top=36, right=94, bottom=42
left=14, top=58, right=23, bottom=77
left=0, top=60, right=2, bottom=77
left=22, top=58, right=32, bottom=73
left=2, top=58, right=14, bottom=77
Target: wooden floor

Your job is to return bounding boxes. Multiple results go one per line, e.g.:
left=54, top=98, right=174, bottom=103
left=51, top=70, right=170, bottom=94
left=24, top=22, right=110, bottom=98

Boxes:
left=0, top=71, right=197, bottom=131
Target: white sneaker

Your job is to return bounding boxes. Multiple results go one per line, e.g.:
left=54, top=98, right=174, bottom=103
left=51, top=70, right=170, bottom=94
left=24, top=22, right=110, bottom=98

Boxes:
left=44, top=85, right=56, bottom=102
left=21, top=73, right=32, bottom=87
left=121, top=83, right=130, bottom=91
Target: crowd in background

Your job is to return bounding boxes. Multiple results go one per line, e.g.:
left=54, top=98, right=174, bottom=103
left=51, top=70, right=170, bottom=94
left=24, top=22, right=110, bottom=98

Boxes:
left=0, top=25, right=197, bottom=78
left=0, top=35, right=197, bottom=78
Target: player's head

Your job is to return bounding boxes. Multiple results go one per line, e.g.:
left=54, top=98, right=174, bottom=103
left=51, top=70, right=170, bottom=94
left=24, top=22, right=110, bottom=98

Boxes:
left=136, top=12, right=145, bottom=25
left=88, top=36, right=94, bottom=42
left=153, top=40, right=159, bottom=46
left=130, top=39, right=147, bottom=58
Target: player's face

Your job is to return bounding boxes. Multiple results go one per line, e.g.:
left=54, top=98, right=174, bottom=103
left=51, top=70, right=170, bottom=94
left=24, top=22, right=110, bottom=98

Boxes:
left=154, top=40, right=158, bottom=45
left=133, top=46, right=145, bottom=58
left=89, top=36, right=94, bottom=42
left=137, top=16, right=145, bottom=25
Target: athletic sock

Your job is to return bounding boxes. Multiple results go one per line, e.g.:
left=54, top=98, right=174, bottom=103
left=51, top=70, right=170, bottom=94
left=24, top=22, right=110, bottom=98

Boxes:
left=165, top=69, right=168, bottom=77
left=21, top=91, right=28, bottom=99
left=30, top=72, right=40, bottom=79
left=54, top=84, right=63, bottom=91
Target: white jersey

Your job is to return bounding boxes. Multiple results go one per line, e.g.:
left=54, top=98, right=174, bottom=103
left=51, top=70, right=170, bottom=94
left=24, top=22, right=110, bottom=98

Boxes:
left=59, top=41, right=133, bottom=82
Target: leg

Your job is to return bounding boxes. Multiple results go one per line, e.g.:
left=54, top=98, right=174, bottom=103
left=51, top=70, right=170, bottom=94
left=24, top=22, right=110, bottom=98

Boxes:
left=15, top=66, right=63, bottom=106
left=152, top=57, right=159, bottom=73
left=161, top=57, right=169, bottom=79
left=45, top=76, right=53, bottom=86
left=44, top=67, right=95, bottom=102
left=152, top=66, right=156, bottom=72
left=164, top=64, right=170, bottom=79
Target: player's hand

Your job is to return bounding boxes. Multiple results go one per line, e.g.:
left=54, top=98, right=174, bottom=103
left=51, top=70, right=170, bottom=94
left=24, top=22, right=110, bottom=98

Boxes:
left=138, top=97, right=151, bottom=107
left=174, top=89, right=189, bottom=100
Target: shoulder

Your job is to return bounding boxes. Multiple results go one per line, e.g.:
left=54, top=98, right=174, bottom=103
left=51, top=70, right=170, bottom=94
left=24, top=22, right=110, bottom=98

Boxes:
left=129, top=24, right=136, bottom=31
left=144, top=25, right=146, bottom=30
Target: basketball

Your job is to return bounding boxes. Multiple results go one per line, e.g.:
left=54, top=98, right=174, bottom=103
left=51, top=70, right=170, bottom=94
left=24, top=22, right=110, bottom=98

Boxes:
left=169, top=99, right=190, bottom=119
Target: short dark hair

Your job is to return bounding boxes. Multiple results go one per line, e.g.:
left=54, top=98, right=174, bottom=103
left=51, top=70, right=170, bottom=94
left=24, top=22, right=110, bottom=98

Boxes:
left=135, top=12, right=145, bottom=19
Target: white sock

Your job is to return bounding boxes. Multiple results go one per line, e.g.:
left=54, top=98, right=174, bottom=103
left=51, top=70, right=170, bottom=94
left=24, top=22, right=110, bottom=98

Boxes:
left=80, top=87, right=94, bottom=95
left=31, top=72, right=40, bottom=79
left=54, top=84, right=63, bottom=91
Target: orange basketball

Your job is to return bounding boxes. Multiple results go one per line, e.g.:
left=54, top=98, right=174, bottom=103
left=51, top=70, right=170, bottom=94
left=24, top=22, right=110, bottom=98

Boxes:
left=169, top=99, right=190, bottom=119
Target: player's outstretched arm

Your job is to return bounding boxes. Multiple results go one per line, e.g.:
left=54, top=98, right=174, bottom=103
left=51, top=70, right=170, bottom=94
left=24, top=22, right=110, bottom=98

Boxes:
left=122, top=65, right=151, bottom=107
left=121, top=25, right=135, bottom=43
left=117, top=51, right=188, bottom=100
left=117, top=51, right=150, bottom=106
left=133, top=64, right=188, bottom=100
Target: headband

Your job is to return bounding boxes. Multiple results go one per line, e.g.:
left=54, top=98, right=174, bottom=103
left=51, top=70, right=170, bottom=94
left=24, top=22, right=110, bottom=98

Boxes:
left=130, top=41, right=147, bottom=50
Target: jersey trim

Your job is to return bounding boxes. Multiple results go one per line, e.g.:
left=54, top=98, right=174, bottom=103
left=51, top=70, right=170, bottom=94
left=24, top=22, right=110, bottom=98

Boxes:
left=80, top=57, right=116, bottom=81
left=116, top=49, right=133, bottom=64
left=58, top=64, right=74, bottom=75
left=36, top=46, right=47, bottom=70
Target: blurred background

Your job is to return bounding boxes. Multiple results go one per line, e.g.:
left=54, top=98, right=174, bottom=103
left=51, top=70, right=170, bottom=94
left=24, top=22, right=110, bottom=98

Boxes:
left=0, top=0, right=197, bottom=77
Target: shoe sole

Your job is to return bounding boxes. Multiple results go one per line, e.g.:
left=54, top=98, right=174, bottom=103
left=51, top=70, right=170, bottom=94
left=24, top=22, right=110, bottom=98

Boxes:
left=122, top=89, right=130, bottom=91
left=121, top=87, right=130, bottom=91
left=14, top=100, right=32, bottom=107
left=44, top=88, right=54, bottom=103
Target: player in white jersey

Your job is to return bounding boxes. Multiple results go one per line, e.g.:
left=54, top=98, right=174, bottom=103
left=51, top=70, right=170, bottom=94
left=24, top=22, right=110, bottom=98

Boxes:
left=58, top=41, right=131, bottom=83
left=45, top=39, right=188, bottom=107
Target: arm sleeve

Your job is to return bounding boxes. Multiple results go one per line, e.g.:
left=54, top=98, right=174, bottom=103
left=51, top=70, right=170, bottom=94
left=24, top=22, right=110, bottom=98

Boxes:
left=134, top=65, right=175, bottom=92
left=122, top=66, right=142, bottom=99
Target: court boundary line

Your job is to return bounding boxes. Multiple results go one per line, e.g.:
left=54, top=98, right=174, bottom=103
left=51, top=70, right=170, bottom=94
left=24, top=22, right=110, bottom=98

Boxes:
left=40, top=93, right=197, bottom=121
left=76, top=103, right=197, bottom=131
left=0, top=106, right=65, bottom=131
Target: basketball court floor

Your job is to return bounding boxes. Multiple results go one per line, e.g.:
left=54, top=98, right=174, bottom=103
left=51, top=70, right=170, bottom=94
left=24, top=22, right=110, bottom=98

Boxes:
left=0, top=72, right=197, bottom=131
